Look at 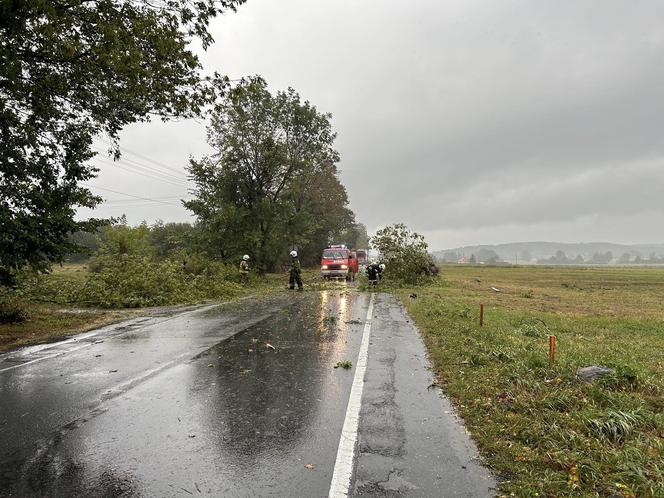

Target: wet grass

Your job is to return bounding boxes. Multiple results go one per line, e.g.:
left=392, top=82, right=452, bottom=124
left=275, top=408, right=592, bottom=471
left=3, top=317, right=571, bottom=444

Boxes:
left=401, top=265, right=664, bottom=497
left=0, top=306, right=128, bottom=353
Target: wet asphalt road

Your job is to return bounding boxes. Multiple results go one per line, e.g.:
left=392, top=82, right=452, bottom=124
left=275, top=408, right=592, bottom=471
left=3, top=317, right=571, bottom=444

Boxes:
left=0, top=291, right=495, bottom=497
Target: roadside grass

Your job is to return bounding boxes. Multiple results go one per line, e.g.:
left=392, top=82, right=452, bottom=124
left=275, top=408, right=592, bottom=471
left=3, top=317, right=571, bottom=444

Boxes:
left=0, top=305, right=129, bottom=353
left=402, top=265, right=664, bottom=497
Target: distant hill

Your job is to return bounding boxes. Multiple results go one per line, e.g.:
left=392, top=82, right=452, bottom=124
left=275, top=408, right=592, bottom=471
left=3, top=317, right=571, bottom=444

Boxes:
left=433, top=241, right=664, bottom=264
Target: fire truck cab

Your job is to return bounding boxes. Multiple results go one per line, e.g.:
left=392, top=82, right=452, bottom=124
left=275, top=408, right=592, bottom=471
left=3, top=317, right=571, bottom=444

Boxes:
left=321, top=245, right=359, bottom=281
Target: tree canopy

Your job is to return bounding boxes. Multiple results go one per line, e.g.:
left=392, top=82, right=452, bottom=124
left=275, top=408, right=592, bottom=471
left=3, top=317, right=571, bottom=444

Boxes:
left=0, top=0, right=244, bottom=285
left=370, top=223, right=436, bottom=284
left=185, top=76, right=355, bottom=271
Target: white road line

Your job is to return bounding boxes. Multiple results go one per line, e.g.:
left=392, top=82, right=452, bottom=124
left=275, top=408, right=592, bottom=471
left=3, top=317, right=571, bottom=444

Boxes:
left=0, top=342, right=95, bottom=374
left=329, top=292, right=375, bottom=498
left=0, top=304, right=218, bottom=374
left=100, top=351, right=193, bottom=400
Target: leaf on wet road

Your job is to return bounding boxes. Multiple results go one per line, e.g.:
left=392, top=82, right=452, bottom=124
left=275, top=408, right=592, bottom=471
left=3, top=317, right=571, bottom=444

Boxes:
left=304, top=463, right=315, bottom=470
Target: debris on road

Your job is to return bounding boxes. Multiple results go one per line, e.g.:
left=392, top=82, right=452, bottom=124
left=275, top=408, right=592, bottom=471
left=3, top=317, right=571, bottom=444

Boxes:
left=207, top=363, right=214, bottom=368
left=335, top=360, right=352, bottom=369
left=345, top=319, right=362, bottom=324
left=265, top=343, right=276, bottom=351
left=304, top=463, right=315, bottom=470
left=109, top=369, right=118, bottom=373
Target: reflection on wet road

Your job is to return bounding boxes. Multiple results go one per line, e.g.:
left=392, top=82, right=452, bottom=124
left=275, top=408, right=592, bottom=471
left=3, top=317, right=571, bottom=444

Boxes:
left=0, top=291, right=495, bottom=497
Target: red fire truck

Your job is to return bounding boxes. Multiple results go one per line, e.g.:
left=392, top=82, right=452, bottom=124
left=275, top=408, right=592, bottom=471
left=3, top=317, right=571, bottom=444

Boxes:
left=321, top=245, right=359, bottom=280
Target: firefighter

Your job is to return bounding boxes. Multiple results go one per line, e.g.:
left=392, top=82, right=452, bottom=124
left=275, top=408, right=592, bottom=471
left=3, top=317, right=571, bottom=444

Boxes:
left=239, top=254, right=250, bottom=283
left=289, top=250, right=303, bottom=290
left=366, top=261, right=380, bottom=286
left=378, top=263, right=386, bottom=281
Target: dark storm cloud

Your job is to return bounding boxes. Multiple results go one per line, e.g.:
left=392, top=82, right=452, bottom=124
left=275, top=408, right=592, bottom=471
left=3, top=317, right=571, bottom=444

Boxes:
left=83, top=0, right=664, bottom=248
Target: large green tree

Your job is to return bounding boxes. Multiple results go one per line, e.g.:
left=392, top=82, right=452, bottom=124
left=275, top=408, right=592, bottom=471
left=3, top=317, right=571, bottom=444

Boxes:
left=0, top=0, right=244, bottom=285
left=185, top=76, right=354, bottom=271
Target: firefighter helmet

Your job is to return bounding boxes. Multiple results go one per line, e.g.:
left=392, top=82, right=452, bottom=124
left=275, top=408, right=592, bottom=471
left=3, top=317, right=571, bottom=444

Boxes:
left=379, top=263, right=385, bottom=270
left=290, top=250, right=298, bottom=258
left=243, top=254, right=250, bottom=261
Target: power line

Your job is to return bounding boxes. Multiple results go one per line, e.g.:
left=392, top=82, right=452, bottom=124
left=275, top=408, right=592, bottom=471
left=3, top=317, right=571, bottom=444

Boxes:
left=118, top=155, right=189, bottom=181
left=102, top=195, right=192, bottom=204
left=96, top=137, right=191, bottom=177
left=83, top=184, right=185, bottom=206
left=98, top=200, right=192, bottom=207
left=93, top=157, right=188, bottom=188
left=92, top=149, right=190, bottom=183
left=90, top=202, right=187, bottom=210
left=92, top=146, right=189, bottom=180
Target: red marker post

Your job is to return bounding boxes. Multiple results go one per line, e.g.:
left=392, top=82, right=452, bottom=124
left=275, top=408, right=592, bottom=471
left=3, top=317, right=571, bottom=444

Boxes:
left=549, top=335, right=556, bottom=364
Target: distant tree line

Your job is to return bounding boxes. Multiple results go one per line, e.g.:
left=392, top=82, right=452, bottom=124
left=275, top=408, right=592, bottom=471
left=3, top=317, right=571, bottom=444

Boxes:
left=439, top=249, right=503, bottom=264
left=437, top=249, right=664, bottom=265
left=534, top=251, right=664, bottom=265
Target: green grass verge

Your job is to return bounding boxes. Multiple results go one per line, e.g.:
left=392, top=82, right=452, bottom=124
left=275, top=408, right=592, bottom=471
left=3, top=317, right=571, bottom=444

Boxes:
left=402, top=265, right=664, bottom=497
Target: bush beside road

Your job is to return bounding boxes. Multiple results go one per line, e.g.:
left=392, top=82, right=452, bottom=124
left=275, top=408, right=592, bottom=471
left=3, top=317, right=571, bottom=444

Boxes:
left=403, top=265, right=664, bottom=497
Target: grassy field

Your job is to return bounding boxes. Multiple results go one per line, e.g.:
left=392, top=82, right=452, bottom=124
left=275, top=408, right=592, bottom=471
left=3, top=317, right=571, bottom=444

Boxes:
left=402, top=265, right=664, bottom=497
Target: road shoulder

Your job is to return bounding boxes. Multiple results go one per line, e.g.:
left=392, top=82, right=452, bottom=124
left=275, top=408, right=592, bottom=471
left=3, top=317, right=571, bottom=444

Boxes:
left=354, top=292, right=496, bottom=497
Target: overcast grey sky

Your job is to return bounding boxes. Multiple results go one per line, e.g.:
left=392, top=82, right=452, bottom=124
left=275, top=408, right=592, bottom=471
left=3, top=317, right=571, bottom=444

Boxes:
left=79, top=0, right=664, bottom=250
